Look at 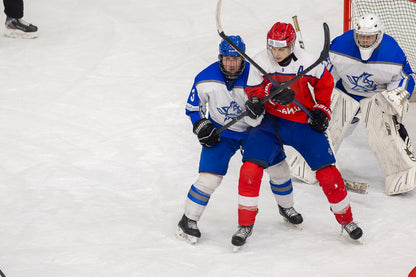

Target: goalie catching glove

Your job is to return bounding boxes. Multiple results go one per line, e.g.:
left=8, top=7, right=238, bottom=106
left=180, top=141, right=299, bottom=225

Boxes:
left=378, top=87, right=410, bottom=121
left=308, top=104, right=331, bottom=132
left=265, top=83, right=295, bottom=105
left=193, top=119, right=221, bottom=147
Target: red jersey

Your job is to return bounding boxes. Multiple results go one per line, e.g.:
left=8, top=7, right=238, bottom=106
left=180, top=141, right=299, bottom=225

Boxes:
left=245, top=47, right=334, bottom=123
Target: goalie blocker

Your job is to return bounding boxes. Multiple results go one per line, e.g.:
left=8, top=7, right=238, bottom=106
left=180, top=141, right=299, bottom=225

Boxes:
left=289, top=87, right=416, bottom=195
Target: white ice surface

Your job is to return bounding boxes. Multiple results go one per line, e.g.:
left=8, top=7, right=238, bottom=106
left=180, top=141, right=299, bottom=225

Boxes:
left=0, top=0, right=415, bottom=276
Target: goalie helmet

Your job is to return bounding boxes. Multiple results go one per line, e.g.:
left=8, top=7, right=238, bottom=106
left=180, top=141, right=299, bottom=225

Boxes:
left=354, top=13, right=384, bottom=61
left=218, top=35, right=246, bottom=80
left=267, top=22, right=296, bottom=53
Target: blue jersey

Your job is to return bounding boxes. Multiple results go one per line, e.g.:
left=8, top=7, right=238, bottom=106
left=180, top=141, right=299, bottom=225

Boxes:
left=327, top=30, right=415, bottom=101
left=185, top=61, right=251, bottom=140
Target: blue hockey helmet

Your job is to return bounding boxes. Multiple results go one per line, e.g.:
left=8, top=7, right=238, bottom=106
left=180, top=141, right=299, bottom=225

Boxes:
left=218, top=35, right=246, bottom=80
left=219, top=35, right=246, bottom=56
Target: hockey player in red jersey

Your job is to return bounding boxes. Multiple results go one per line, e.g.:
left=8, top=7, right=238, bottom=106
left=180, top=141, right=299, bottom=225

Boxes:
left=232, top=22, right=363, bottom=248
left=177, top=35, right=303, bottom=245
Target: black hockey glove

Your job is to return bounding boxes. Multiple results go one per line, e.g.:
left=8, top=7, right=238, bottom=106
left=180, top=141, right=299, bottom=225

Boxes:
left=245, top=97, right=265, bottom=119
left=267, top=84, right=295, bottom=105
left=308, top=108, right=330, bottom=132
left=193, top=118, right=221, bottom=147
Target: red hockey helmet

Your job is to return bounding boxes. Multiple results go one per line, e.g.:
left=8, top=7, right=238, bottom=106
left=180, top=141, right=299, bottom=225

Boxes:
left=267, top=22, right=296, bottom=51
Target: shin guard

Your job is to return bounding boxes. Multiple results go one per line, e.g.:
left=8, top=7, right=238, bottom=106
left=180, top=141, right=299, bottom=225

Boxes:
left=316, top=166, right=353, bottom=225
left=238, top=161, right=264, bottom=226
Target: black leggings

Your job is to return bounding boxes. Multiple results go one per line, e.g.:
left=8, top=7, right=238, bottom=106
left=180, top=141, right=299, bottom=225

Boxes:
left=4, top=0, right=24, bottom=19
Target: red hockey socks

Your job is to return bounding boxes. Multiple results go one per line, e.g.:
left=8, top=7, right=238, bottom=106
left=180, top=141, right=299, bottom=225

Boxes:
left=316, top=166, right=353, bottom=225
left=238, top=161, right=264, bottom=226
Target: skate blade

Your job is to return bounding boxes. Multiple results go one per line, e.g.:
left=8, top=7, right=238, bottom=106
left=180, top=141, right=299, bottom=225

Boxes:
left=176, top=227, right=198, bottom=244
left=4, top=29, right=38, bottom=39
left=339, top=233, right=364, bottom=244
left=282, top=217, right=303, bottom=230
left=232, top=245, right=242, bottom=252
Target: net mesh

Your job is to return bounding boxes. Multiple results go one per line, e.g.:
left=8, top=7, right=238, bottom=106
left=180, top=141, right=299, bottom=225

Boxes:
left=349, top=0, right=416, bottom=99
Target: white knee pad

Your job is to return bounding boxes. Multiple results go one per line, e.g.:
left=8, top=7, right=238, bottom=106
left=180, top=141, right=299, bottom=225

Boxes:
left=265, top=160, right=291, bottom=184
left=193, top=173, right=223, bottom=195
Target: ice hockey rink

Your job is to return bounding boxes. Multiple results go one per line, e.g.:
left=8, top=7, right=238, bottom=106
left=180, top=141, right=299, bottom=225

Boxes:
left=0, top=0, right=415, bottom=276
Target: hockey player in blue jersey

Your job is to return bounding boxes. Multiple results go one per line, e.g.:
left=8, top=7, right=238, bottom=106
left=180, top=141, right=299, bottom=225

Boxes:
left=177, top=36, right=303, bottom=244
left=322, top=14, right=415, bottom=195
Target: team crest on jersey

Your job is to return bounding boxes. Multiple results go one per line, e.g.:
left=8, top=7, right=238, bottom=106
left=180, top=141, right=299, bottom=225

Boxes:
left=347, top=72, right=377, bottom=92
left=217, top=101, right=243, bottom=121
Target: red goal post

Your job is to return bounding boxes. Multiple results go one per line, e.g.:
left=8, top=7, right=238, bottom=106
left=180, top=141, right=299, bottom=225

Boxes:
left=344, top=0, right=416, bottom=100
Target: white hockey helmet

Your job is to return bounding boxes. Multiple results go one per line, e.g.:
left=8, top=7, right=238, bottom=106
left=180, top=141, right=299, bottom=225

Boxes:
left=354, top=13, right=384, bottom=61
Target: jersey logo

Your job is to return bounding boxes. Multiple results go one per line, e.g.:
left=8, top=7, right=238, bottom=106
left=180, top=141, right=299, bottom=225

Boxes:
left=217, top=101, right=243, bottom=121
left=347, top=72, right=377, bottom=92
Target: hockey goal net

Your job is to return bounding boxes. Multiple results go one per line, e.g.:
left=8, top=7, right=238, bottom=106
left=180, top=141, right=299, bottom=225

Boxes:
left=344, top=0, right=416, bottom=100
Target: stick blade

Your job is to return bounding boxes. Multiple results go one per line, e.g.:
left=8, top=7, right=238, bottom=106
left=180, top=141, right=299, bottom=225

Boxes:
left=344, top=179, right=369, bottom=194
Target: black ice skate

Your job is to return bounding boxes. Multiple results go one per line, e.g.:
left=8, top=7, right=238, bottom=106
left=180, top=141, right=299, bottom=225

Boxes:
left=342, top=221, right=363, bottom=241
left=176, top=214, right=201, bottom=244
left=4, top=17, right=38, bottom=38
left=231, top=224, right=253, bottom=251
left=278, top=205, right=303, bottom=228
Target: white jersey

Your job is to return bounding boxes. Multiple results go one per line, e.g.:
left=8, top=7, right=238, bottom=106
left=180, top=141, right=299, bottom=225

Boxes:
left=185, top=61, right=251, bottom=139
left=327, top=30, right=415, bottom=100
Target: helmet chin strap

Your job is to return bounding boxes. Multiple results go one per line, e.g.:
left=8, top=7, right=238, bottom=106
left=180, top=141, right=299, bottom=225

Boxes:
left=278, top=53, right=297, bottom=66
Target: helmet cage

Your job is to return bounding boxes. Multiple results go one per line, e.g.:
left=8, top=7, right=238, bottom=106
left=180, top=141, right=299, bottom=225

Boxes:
left=218, top=36, right=246, bottom=80
left=354, top=14, right=384, bottom=60
left=219, top=55, right=245, bottom=80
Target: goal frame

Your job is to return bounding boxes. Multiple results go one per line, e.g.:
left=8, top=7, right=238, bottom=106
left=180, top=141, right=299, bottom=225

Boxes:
left=343, top=0, right=416, bottom=101
left=344, top=0, right=416, bottom=32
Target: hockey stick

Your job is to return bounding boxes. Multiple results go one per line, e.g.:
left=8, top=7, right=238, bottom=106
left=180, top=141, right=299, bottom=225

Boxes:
left=344, top=179, right=369, bottom=194
left=292, top=16, right=305, bottom=50
left=215, top=0, right=330, bottom=133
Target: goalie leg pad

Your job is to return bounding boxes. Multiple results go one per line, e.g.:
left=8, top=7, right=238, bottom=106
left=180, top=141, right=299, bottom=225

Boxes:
left=361, top=96, right=416, bottom=195
left=238, top=161, right=264, bottom=226
left=287, top=149, right=317, bottom=184
left=328, top=88, right=361, bottom=151
left=184, top=173, right=223, bottom=221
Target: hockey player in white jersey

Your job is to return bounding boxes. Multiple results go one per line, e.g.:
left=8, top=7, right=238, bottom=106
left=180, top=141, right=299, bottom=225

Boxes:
left=177, top=36, right=303, bottom=244
left=290, top=14, right=416, bottom=195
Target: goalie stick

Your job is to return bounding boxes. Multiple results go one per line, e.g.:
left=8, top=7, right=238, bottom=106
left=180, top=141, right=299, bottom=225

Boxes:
left=344, top=179, right=369, bottom=194
left=215, top=0, right=330, bottom=133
